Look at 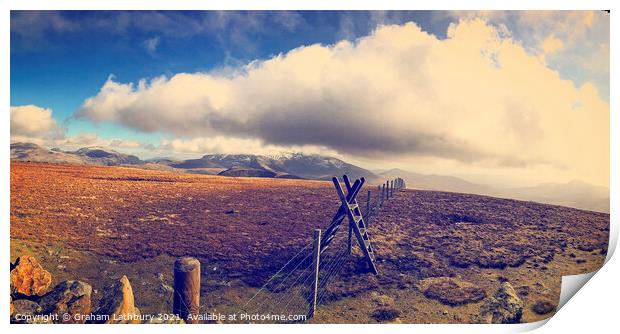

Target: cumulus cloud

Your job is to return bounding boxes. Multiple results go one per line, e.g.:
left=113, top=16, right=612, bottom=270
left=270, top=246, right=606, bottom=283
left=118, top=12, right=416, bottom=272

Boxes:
left=10, top=104, right=152, bottom=154
left=10, top=105, right=61, bottom=143
left=78, top=19, right=609, bottom=186
left=446, top=11, right=610, bottom=98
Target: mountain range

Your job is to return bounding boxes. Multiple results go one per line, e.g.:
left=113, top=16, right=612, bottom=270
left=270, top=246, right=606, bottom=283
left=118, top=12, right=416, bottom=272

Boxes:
left=10, top=142, right=609, bottom=213
left=377, top=168, right=610, bottom=213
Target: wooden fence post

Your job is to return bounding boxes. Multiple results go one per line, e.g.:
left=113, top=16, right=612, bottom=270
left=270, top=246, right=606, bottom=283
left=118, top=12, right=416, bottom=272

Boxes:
left=391, top=180, right=394, bottom=196
left=381, top=183, right=385, bottom=204
left=366, top=190, right=371, bottom=218
left=173, top=257, right=201, bottom=323
left=309, top=229, right=322, bottom=318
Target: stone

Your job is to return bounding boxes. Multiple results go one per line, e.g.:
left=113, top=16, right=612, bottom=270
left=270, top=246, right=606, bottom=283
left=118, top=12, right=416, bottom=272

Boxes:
left=419, top=277, right=486, bottom=306
left=10, top=255, right=53, bottom=297
left=94, top=275, right=141, bottom=324
left=480, top=282, right=524, bottom=324
left=12, top=299, right=42, bottom=315
left=370, top=292, right=394, bottom=307
left=39, top=280, right=92, bottom=324
left=371, top=307, right=401, bottom=323
left=10, top=299, right=54, bottom=324
left=157, top=272, right=174, bottom=293
left=531, top=299, right=556, bottom=315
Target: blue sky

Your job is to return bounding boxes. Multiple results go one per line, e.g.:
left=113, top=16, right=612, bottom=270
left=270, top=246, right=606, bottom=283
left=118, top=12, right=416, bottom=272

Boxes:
left=10, top=10, right=453, bottom=146
left=10, top=11, right=610, bottom=187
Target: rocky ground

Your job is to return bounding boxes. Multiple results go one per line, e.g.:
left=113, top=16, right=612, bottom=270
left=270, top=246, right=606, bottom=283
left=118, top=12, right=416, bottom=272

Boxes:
left=10, top=162, right=609, bottom=324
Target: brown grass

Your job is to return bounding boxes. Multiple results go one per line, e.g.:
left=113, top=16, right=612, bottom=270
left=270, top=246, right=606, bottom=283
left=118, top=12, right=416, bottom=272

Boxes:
left=10, top=162, right=609, bottom=323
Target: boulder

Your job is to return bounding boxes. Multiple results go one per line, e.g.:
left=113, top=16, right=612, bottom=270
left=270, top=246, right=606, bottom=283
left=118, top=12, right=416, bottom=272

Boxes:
left=480, top=282, right=524, bottom=324
left=10, top=256, right=53, bottom=297
left=39, top=280, right=92, bottom=324
left=94, top=275, right=141, bottom=324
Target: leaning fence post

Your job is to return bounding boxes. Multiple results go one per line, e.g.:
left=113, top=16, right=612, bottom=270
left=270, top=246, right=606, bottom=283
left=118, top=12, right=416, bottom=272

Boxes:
left=173, top=257, right=201, bottom=323
left=309, top=229, right=322, bottom=319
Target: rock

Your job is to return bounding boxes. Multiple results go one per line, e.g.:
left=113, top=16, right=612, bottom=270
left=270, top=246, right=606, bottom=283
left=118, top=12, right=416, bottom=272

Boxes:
left=419, top=277, right=486, bottom=306
left=12, top=299, right=42, bottom=315
left=515, top=285, right=530, bottom=297
left=94, top=275, right=141, bottom=324
left=225, top=209, right=236, bottom=215
left=39, top=280, right=92, bottom=324
left=160, top=282, right=174, bottom=294
left=371, top=307, right=401, bottom=322
left=370, top=292, right=394, bottom=307
left=531, top=299, right=556, bottom=315
left=480, top=282, right=523, bottom=324
left=157, top=272, right=174, bottom=293
left=10, top=299, right=54, bottom=324
left=10, top=256, right=53, bottom=297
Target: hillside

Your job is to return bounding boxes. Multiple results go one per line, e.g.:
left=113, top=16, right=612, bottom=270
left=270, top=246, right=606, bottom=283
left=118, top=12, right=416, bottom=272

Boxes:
left=11, top=142, right=143, bottom=166
left=10, top=162, right=609, bottom=323
left=11, top=143, right=608, bottom=212
left=10, top=142, right=375, bottom=181
left=378, top=168, right=609, bottom=213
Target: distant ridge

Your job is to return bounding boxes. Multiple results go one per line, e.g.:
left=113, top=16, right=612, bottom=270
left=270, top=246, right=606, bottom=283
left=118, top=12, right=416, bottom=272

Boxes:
left=10, top=142, right=142, bottom=166
left=11, top=142, right=609, bottom=213
left=10, top=142, right=375, bottom=181
left=377, top=168, right=609, bottom=213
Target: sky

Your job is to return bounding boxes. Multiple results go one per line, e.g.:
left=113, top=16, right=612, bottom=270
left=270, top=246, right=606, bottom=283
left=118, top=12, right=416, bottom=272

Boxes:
left=10, top=11, right=610, bottom=187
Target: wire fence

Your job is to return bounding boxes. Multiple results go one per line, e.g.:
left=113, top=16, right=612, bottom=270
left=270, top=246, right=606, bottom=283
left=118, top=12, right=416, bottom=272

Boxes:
left=238, top=177, right=405, bottom=323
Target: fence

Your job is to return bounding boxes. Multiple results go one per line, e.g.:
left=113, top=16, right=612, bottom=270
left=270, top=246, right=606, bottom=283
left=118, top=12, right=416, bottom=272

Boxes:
left=239, top=175, right=406, bottom=322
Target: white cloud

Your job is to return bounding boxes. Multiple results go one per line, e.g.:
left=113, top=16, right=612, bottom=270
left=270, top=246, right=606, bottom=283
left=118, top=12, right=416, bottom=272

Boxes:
left=9, top=104, right=152, bottom=154
left=54, top=133, right=151, bottom=152
left=10, top=105, right=60, bottom=141
left=78, top=19, right=609, bottom=186
left=540, top=35, right=563, bottom=62
left=446, top=11, right=609, bottom=99
left=159, top=136, right=340, bottom=158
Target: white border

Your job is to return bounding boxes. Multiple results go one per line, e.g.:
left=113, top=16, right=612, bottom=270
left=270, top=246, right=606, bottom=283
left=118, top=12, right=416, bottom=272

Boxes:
left=2, top=1, right=617, bottom=333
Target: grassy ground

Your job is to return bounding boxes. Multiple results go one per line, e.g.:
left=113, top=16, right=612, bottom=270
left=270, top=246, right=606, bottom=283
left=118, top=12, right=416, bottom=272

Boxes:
left=11, top=162, right=609, bottom=323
